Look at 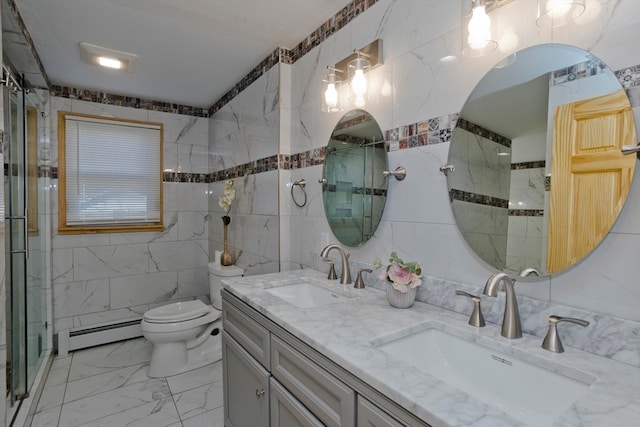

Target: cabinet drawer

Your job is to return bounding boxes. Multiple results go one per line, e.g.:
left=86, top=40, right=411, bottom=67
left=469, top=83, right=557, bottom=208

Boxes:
left=271, top=335, right=355, bottom=427
left=357, top=396, right=405, bottom=427
left=223, top=298, right=270, bottom=368
left=271, top=377, right=324, bottom=427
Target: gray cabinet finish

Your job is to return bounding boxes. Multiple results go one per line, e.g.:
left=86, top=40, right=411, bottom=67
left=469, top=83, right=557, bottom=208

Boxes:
left=222, top=331, right=269, bottom=427
left=357, top=396, right=406, bottom=427
left=270, top=377, right=324, bottom=427
left=222, top=290, right=431, bottom=427
left=222, top=297, right=271, bottom=368
left=271, top=334, right=356, bottom=427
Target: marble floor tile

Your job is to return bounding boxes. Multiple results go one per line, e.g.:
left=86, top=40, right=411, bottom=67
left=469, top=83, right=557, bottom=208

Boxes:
left=64, top=362, right=149, bottom=403
left=35, top=337, right=227, bottom=427
left=30, top=405, right=61, bottom=427
left=173, top=380, right=224, bottom=421
left=166, top=360, right=223, bottom=395
left=68, top=338, right=152, bottom=381
left=181, top=406, right=224, bottom=427
left=58, top=378, right=171, bottom=426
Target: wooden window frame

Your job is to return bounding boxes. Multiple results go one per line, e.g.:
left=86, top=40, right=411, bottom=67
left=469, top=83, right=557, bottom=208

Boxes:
left=58, top=111, right=164, bottom=234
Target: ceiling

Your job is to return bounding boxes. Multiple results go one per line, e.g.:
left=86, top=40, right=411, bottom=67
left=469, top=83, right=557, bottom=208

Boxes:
left=11, top=0, right=351, bottom=108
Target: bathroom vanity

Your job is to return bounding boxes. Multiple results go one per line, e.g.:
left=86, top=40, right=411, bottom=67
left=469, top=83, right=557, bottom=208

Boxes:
left=221, top=270, right=640, bottom=427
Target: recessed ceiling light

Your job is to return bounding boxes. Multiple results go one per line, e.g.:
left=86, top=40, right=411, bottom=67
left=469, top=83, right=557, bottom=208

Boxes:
left=79, top=42, right=137, bottom=72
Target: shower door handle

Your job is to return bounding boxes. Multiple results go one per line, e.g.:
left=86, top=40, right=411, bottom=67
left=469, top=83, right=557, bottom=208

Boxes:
left=7, top=208, right=28, bottom=258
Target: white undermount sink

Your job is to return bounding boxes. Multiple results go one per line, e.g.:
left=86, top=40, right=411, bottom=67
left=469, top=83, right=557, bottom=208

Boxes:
left=265, top=281, right=353, bottom=308
left=373, top=326, right=596, bottom=426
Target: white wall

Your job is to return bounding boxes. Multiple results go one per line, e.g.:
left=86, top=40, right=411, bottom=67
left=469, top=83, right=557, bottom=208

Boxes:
left=282, top=0, right=640, bottom=323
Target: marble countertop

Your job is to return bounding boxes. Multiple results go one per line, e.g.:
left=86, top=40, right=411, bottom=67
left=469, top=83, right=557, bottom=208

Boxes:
left=222, top=269, right=640, bottom=427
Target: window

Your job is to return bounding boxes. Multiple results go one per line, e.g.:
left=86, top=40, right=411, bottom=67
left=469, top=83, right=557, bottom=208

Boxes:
left=58, top=112, right=163, bottom=234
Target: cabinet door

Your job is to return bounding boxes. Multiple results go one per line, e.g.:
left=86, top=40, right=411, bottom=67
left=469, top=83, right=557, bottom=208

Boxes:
left=357, top=396, right=405, bottom=427
left=271, top=378, right=324, bottom=427
left=222, top=331, right=269, bottom=427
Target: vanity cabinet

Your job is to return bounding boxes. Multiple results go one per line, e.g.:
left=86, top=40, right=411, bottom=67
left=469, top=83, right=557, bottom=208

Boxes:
left=222, top=290, right=429, bottom=427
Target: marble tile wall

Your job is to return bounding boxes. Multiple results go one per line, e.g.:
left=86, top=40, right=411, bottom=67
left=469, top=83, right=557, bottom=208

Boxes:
left=274, top=0, right=640, bottom=362
left=49, top=97, right=211, bottom=332
left=208, top=65, right=281, bottom=277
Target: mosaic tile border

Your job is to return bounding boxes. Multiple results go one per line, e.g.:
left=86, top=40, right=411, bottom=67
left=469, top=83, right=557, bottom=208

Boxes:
left=550, top=56, right=607, bottom=86
left=511, top=161, right=546, bottom=170
left=51, top=86, right=208, bottom=118
left=449, top=189, right=509, bottom=209
left=509, top=209, right=544, bottom=216
left=456, top=118, right=511, bottom=148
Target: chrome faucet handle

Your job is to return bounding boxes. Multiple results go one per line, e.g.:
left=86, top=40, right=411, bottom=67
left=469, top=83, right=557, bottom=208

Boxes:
left=354, top=268, right=372, bottom=289
left=455, top=290, right=486, bottom=327
left=323, top=258, right=338, bottom=280
left=542, top=315, right=590, bottom=353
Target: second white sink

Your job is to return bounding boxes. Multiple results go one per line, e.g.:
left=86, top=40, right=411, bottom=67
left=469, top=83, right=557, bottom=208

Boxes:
left=266, top=281, right=353, bottom=308
left=373, top=325, right=596, bottom=426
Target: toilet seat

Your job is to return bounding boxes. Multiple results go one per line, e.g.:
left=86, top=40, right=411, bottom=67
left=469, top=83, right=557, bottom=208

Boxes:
left=143, top=300, right=214, bottom=324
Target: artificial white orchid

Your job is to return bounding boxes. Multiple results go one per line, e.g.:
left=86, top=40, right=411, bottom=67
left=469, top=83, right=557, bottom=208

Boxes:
left=218, top=180, right=236, bottom=216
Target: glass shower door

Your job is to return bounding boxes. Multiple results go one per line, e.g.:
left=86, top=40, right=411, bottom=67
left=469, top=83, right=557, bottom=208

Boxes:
left=6, top=86, right=28, bottom=403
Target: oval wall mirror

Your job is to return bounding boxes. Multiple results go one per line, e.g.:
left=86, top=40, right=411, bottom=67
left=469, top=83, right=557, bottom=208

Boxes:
left=447, top=44, right=636, bottom=279
left=322, top=109, right=388, bottom=247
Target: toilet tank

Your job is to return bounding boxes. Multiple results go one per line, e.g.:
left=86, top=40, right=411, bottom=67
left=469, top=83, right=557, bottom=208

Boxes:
left=208, top=262, right=244, bottom=310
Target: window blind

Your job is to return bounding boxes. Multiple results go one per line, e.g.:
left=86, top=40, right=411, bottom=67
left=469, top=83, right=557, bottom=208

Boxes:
left=64, top=115, right=161, bottom=226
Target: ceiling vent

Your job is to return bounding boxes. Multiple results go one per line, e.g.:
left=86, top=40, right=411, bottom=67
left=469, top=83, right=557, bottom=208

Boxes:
left=79, top=42, right=138, bottom=72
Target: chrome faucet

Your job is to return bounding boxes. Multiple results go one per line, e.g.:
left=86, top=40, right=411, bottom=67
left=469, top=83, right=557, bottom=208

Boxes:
left=320, top=244, right=352, bottom=285
left=519, top=267, right=540, bottom=277
left=483, top=273, right=522, bottom=339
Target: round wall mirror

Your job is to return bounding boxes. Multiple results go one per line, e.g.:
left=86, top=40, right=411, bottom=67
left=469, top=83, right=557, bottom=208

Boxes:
left=447, top=44, right=636, bottom=279
left=322, top=109, right=388, bottom=247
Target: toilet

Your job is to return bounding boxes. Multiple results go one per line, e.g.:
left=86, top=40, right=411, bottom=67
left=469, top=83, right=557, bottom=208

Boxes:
left=141, top=262, right=244, bottom=378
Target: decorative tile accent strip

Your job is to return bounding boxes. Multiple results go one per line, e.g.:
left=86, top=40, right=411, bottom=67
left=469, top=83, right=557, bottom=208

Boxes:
left=616, top=65, right=640, bottom=90
left=209, top=155, right=280, bottom=183
left=456, top=118, right=511, bottom=148
left=508, top=209, right=544, bottom=216
left=279, top=147, right=327, bottom=170
left=208, top=0, right=380, bottom=114
left=286, top=0, right=380, bottom=65
left=550, top=56, right=607, bottom=86
left=163, top=172, right=209, bottom=183
left=208, top=48, right=281, bottom=116
left=511, top=161, right=546, bottom=170
left=51, top=86, right=208, bottom=118
left=7, top=0, right=51, bottom=89
left=449, top=189, right=509, bottom=209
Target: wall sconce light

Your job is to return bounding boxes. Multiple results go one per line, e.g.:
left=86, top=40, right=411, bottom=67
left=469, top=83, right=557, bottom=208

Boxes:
left=322, top=39, right=382, bottom=111
left=462, top=0, right=498, bottom=57
left=536, top=0, right=586, bottom=27
left=322, top=67, right=343, bottom=113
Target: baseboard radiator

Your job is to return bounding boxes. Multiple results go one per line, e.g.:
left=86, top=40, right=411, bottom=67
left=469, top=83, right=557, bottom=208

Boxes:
left=57, top=318, right=143, bottom=357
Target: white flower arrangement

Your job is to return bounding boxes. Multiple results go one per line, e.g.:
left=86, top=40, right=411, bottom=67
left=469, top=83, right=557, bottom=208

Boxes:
left=218, top=180, right=236, bottom=216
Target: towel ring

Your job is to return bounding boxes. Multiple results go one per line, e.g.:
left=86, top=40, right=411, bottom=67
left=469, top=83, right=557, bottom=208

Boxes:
left=291, top=179, right=307, bottom=207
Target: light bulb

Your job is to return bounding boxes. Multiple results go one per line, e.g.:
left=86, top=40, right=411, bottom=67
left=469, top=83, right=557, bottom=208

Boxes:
left=467, top=5, right=491, bottom=50
left=351, top=69, right=367, bottom=97
left=546, top=0, right=572, bottom=18
left=324, top=83, right=338, bottom=108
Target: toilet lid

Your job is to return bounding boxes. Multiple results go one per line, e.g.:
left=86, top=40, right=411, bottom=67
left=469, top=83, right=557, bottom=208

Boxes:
left=144, top=300, right=213, bottom=323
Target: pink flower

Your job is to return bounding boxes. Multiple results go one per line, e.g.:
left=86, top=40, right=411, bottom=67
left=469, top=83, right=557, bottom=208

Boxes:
left=378, top=269, right=388, bottom=281
left=409, top=273, right=422, bottom=288
left=388, top=262, right=412, bottom=286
